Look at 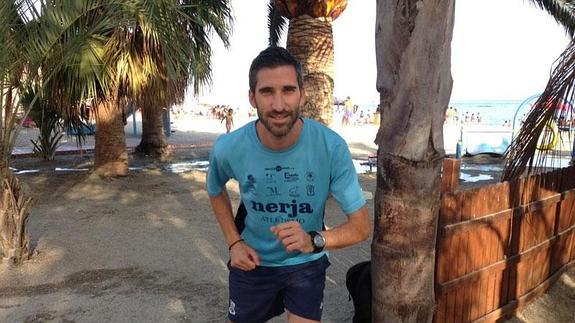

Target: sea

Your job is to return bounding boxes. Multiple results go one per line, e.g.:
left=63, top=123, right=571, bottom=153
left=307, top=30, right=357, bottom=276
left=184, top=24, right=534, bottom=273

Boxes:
left=358, top=99, right=536, bottom=127
left=448, top=100, right=532, bottom=126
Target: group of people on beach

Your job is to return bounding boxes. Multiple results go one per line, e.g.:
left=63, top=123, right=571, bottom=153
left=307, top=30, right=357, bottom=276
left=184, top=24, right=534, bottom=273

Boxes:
left=211, top=105, right=233, bottom=120
left=336, top=96, right=377, bottom=126
left=445, top=106, right=482, bottom=125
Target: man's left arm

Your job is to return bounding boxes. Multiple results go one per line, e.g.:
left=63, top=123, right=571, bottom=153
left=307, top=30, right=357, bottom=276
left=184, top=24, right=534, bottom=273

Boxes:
left=321, top=204, right=370, bottom=251
left=271, top=205, right=370, bottom=253
left=319, top=141, right=371, bottom=250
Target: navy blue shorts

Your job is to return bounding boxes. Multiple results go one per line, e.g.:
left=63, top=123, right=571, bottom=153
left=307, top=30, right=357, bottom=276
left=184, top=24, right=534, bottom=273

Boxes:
left=227, top=255, right=330, bottom=322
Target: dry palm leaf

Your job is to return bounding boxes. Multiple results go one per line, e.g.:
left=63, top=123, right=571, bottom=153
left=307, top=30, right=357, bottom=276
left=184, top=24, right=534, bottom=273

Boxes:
left=503, top=40, right=575, bottom=180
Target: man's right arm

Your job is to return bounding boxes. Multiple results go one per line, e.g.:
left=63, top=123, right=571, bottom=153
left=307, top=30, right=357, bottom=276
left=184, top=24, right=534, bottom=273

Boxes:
left=209, top=189, right=260, bottom=270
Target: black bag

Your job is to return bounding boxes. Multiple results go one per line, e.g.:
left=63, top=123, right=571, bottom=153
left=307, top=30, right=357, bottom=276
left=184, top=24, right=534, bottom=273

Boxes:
left=345, top=261, right=372, bottom=323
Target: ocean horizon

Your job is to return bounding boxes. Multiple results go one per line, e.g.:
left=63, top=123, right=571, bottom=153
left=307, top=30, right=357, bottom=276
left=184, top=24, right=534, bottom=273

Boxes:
left=357, top=99, right=535, bottom=127
left=448, top=99, right=529, bottom=127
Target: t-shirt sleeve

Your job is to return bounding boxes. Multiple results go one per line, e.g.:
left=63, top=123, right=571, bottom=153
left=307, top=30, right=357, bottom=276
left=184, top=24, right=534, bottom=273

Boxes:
left=329, top=142, right=366, bottom=215
left=206, top=143, right=232, bottom=196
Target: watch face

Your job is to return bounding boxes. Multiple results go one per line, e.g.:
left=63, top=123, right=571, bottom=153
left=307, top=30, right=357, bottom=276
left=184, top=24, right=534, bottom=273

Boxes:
left=313, top=233, right=326, bottom=248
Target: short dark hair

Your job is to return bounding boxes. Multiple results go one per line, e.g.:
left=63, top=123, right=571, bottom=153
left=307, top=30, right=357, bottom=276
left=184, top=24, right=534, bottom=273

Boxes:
left=248, top=47, right=304, bottom=92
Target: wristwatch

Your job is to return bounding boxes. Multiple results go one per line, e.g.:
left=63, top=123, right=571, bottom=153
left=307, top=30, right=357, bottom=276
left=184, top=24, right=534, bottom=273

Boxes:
left=308, top=231, right=326, bottom=253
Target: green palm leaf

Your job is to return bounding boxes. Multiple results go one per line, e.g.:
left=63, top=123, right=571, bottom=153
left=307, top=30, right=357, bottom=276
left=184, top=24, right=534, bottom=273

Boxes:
left=529, top=0, right=575, bottom=37
left=267, top=0, right=287, bottom=47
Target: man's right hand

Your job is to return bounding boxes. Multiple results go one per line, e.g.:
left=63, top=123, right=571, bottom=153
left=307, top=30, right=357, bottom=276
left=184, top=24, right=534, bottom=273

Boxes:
left=230, top=241, right=260, bottom=271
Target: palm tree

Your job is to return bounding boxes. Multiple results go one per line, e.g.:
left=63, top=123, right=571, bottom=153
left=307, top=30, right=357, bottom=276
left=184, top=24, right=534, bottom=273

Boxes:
left=1, top=0, right=140, bottom=261
left=0, top=0, right=35, bottom=264
left=135, top=0, right=232, bottom=157
left=372, top=0, right=575, bottom=322
left=0, top=0, right=231, bottom=261
left=268, top=0, right=347, bottom=126
left=0, top=0, right=106, bottom=262
left=504, top=1, right=575, bottom=179
left=371, top=1, right=455, bottom=321
left=31, top=0, right=231, bottom=176
left=34, top=0, right=136, bottom=177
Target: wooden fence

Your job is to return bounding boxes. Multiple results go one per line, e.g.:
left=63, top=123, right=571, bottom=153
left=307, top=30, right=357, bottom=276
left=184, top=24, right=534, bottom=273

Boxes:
left=434, top=159, right=575, bottom=322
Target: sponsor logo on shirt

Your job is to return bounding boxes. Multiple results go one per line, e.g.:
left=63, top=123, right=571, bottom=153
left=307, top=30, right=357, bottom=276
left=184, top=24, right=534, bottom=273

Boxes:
left=246, top=174, right=256, bottom=193
left=266, top=187, right=281, bottom=196
left=265, top=173, right=275, bottom=183
left=289, top=186, right=299, bottom=197
left=250, top=199, right=313, bottom=218
left=284, top=172, right=299, bottom=182
left=306, top=185, right=315, bottom=196
left=306, top=171, right=315, bottom=182
left=265, top=165, right=294, bottom=172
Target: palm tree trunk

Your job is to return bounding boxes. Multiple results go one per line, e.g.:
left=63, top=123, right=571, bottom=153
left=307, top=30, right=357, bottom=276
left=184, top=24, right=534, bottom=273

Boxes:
left=372, top=1, right=455, bottom=322
left=135, top=104, right=168, bottom=157
left=94, top=99, right=128, bottom=177
left=4, top=84, right=13, bottom=131
left=286, top=15, right=334, bottom=126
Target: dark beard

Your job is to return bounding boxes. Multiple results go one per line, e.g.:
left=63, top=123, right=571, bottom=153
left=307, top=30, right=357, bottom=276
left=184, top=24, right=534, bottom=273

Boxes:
left=256, top=106, right=300, bottom=138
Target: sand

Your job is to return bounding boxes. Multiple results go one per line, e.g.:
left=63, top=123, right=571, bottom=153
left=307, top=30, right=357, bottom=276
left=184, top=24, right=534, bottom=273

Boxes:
left=0, top=157, right=376, bottom=322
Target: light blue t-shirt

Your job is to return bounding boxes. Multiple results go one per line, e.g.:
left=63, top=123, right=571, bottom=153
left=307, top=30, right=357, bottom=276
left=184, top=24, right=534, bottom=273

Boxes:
left=207, top=118, right=366, bottom=266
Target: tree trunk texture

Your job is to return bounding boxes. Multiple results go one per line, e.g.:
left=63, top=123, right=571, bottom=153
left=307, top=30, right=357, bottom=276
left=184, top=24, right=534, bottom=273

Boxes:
left=135, top=104, right=169, bottom=157
left=94, top=99, right=128, bottom=177
left=372, top=1, right=455, bottom=322
left=0, top=170, right=32, bottom=265
left=3, top=85, right=13, bottom=131
left=286, top=15, right=334, bottom=126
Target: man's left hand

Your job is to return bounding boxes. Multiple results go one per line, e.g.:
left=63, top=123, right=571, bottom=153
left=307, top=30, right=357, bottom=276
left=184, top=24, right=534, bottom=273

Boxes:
left=270, top=221, right=314, bottom=253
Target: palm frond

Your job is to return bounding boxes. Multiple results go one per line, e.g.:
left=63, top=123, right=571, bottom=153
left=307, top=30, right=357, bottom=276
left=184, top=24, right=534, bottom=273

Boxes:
left=503, top=39, right=575, bottom=180
left=528, top=0, right=575, bottom=37
left=0, top=0, right=233, bottom=162
left=267, top=0, right=287, bottom=47
left=178, top=0, right=233, bottom=95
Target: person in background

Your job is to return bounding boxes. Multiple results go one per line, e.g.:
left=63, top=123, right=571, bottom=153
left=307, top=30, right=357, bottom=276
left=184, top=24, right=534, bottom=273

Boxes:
left=221, top=108, right=234, bottom=133
left=342, top=96, right=353, bottom=126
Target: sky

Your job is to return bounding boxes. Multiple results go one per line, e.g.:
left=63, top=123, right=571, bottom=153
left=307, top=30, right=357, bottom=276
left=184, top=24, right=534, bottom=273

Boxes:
left=192, top=0, right=571, bottom=108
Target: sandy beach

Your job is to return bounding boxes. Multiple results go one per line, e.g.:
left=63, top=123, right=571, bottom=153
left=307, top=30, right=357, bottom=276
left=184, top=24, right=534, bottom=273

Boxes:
left=1, top=113, right=573, bottom=322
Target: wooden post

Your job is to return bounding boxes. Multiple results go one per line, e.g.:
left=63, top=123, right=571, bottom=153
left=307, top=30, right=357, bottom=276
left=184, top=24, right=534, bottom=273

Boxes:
left=442, top=158, right=460, bottom=194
